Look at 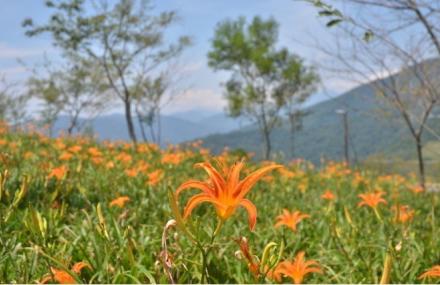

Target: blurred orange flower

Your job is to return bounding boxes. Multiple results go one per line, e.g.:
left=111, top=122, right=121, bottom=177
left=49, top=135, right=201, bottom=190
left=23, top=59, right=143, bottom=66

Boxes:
left=176, top=160, right=282, bottom=230
left=91, top=157, right=104, bottom=165
left=235, top=237, right=260, bottom=277
left=59, top=152, right=73, bottom=161
left=110, top=196, right=130, bottom=208
left=411, top=185, right=424, bottom=194
left=274, top=251, right=322, bottom=284
left=68, top=145, right=82, bottom=153
left=116, top=153, right=132, bottom=164
left=358, top=191, right=387, bottom=209
left=125, top=168, right=139, bottom=178
left=54, top=140, right=66, bottom=150
left=40, top=261, right=90, bottom=284
left=278, top=167, right=295, bottom=179
left=161, top=153, right=183, bottom=165
left=47, top=165, right=68, bottom=181
left=419, top=265, right=440, bottom=280
left=147, top=169, right=163, bottom=186
left=275, top=209, right=310, bottom=232
left=88, top=147, right=102, bottom=157
left=105, top=161, right=115, bottom=169
left=24, top=151, right=34, bottom=159
left=321, top=190, right=336, bottom=201
left=393, top=205, right=415, bottom=224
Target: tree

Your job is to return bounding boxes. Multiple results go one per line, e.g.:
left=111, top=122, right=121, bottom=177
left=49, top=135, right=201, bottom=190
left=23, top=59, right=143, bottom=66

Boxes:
left=132, top=60, right=187, bottom=145
left=23, top=0, right=190, bottom=143
left=275, top=56, right=318, bottom=157
left=133, top=74, right=167, bottom=144
left=306, top=0, right=440, bottom=189
left=0, top=76, right=29, bottom=129
left=208, top=16, right=318, bottom=159
left=27, top=76, right=65, bottom=136
left=28, top=57, right=110, bottom=136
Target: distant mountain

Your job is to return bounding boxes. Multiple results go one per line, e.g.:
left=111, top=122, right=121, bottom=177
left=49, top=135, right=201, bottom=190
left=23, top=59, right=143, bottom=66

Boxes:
left=198, top=66, right=440, bottom=164
left=168, top=109, right=219, bottom=123
left=53, top=111, right=249, bottom=144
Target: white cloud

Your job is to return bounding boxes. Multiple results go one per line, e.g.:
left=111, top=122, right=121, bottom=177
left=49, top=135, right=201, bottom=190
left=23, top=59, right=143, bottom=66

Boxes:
left=321, top=64, right=402, bottom=96
left=180, top=60, right=204, bottom=74
left=322, top=77, right=359, bottom=95
left=0, top=42, right=50, bottom=59
left=0, top=66, right=28, bottom=76
left=163, top=88, right=225, bottom=113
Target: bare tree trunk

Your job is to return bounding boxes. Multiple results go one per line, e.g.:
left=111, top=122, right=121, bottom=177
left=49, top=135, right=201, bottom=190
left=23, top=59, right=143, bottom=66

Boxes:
left=415, top=136, right=426, bottom=190
left=67, top=122, right=75, bottom=135
left=157, top=108, right=162, bottom=146
left=262, top=127, right=271, bottom=160
left=67, top=111, right=80, bottom=135
left=124, top=99, right=137, bottom=143
left=290, top=123, right=296, bottom=158
left=342, top=112, right=349, bottom=166
left=136, top=111, right=148, bottom=142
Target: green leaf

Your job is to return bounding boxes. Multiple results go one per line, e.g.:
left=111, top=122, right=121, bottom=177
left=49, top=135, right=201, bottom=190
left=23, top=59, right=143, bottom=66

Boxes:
left=326, top=19, right=343, bottom=27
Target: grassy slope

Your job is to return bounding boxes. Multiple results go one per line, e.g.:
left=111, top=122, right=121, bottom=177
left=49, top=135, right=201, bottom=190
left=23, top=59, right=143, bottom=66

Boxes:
left=1, top=130, right=439, bottom=283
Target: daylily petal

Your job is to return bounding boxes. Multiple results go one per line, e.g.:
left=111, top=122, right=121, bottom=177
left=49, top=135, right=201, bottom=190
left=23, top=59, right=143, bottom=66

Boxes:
left=234, top=164, right=283, bottom=199
left=183, top=193, right=218, bottom=219
left=50, top=268, right=76, bottom=284
left=72, top=261, right=90, bottom=274
left=175, top=180, right=215, bottom=198
left=239, top=199, right=257, bottom=231
left=195, top=162, right=225, bottom=195
left=304, top=267, right=323, bottom=274
left=227, top=160, right=245, bottom=192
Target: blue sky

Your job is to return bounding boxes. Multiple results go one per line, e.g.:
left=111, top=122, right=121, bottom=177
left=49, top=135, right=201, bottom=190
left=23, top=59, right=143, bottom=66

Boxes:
left=0, top=0, right=352, bottom=114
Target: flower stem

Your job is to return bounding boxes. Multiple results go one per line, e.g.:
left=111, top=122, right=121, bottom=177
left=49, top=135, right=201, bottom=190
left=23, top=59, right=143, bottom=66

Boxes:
left=200, top=218, right=224, bottom=283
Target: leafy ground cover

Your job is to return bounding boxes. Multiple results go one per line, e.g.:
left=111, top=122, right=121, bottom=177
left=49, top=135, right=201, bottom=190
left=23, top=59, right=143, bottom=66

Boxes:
left=0, top=122, right=439, bottom=284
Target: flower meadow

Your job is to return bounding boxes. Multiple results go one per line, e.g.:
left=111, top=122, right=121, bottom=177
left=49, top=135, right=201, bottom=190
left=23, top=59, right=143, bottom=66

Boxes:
left=1, top=122, right=440, bottom=284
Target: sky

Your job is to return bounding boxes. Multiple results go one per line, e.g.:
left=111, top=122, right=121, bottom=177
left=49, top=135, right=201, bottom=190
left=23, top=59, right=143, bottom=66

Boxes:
left=0, top=0, right=355, bottom=115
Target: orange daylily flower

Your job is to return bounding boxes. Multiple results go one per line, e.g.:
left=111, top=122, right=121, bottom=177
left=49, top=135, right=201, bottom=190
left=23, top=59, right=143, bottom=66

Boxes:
left=110, top=196, right=130, bottom=208
left=105, top=161, right=115, bottom=169
left=235, top=237, right=260, bottom=277
left=68, top=145, right=82, bottom=153
left=176, top=160, right=282, bottom=230
left=393, top=205, right=415, bottom=224
left=275, top=209, right=310, bottom=232
left=321, top=190, right=336, bottom=201
left=47, top=165, right=68, bottom=181
left=24, top=151, right=34, bottom=159
left=54, top=140, right=66, bottom=150
left=419, top=265, right=440, bottom=280
left=147, top=169, right=164, bottom=186
left=91, top=156, right=104, bottom=165
left=59, top=152, right=73, bottom=161
left=200, top=148, right=210, bottom=156
left=278, top=167, right=295, bottom=179
left=161, top=153, right=184, bottom=165
left=115, top=153, right=132, bottom=164
left=411, top=185, right=424, bottom=194
left=358, top=191, right=387, bottom=209
left=87, top=147, right=102, bottom=157
left=125, top=168, right=139, bottom=178
left=274, top=251, right=322, bottom=284
left=40, top=261, right=90, bottom=284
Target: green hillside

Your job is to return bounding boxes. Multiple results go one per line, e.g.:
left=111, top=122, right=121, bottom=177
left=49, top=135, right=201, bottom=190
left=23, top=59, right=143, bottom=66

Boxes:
left=200, top=76, right=440, bottom=165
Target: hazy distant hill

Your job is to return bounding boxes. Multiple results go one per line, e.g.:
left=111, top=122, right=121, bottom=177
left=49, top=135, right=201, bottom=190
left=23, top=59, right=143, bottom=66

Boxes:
left=198, top=74, right=440, bottom=164
left=53, top=111, right=248, bottom=144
